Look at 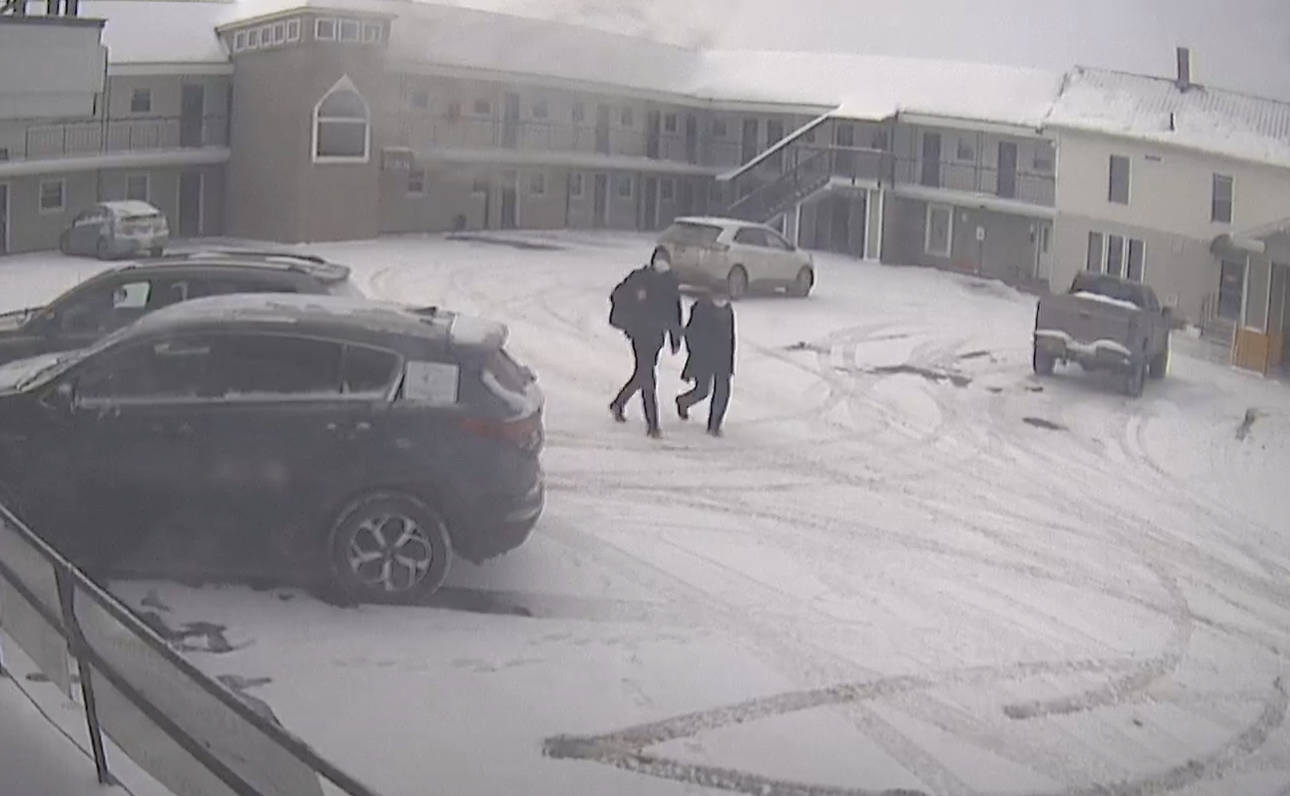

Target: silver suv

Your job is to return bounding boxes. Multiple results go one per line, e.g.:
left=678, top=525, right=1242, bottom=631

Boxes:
left=651, top=216, right=816, bottom=300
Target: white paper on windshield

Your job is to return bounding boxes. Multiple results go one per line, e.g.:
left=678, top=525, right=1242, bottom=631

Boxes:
left=404, top=361, right=459, bottom=405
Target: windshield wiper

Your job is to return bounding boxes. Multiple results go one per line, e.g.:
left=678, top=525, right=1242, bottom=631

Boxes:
left=13, top=357, right=68, bottom=391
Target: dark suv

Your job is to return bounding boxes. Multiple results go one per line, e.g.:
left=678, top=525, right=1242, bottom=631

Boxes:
left=0, top=293, right=545, bottom=604
left=0, top=250, right=361, bottom=367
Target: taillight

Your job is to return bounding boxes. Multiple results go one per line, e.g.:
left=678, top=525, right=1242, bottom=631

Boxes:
left=458, top=413, right=543, bottom=450
left=711, top=242, right=730, bottom=252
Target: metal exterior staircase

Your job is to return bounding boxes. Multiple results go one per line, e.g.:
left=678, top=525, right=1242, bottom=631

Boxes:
left=723, top=148, right=835, bottom=224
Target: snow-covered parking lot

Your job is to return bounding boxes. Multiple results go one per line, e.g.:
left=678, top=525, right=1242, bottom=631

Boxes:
left=4, top=232, right=1290, bottom=796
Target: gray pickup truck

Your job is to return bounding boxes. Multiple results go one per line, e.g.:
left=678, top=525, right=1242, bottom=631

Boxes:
left=1032, top=272, right=1175, bottom=397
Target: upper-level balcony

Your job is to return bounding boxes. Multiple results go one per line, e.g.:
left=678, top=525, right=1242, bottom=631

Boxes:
left=0, top=114, right=230, bottom=172
left=892, top=155, right=1055, bottom=207
left=386, top=113, right=743, bottom=171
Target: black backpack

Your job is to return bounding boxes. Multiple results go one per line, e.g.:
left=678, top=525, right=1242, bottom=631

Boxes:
left=608, top=272, right=640, bottom=331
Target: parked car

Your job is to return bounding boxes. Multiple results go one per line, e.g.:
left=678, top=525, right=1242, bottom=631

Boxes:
left=0, top=250, right=362, bottom=367
left=1032, top=271, right=1174, bottom=397
left=59, top=200, right=171, bottom=260
left=0, top=293, right=545, bottom=604
left=650, top=216, right=816, bottom=300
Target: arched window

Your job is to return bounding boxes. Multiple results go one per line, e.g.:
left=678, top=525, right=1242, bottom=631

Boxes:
left=313, top=76, right=370, bottom=162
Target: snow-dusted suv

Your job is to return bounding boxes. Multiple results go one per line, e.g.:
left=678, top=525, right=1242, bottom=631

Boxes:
left=651, top=217, right=816, bottom=300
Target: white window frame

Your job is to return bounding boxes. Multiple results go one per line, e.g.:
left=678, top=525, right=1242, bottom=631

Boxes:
left=233, top=31, right=246, bottom=51
left=471, top=175, right=488, bottom=195
left=285, top=19, right=300, bottom=41
left=1125, top=237, right=1146, bottom=282
left=660, top=178, right=675, bottom=201
left=1086, top=230, right=1105, bottom=273
left=338, top=19, right=360, bottom=42
left=1105, top=233, right=1126, bottom=277
left=246, top=27, right=260, bottom=48
left=569, top=172, right=584, bottom=198
left=129, top=88, right=151, bottom=114
left=314, top=17, right=336, bottom=40
left=955, top=138, right=975, bottom=161
left=272, top=22, right=286, bottom=44
left=473, top=99, right=491, bottom=116
left=124, top=173, right=150, bottom=202
left=1212, top=173, right=1234, bottom=224
left=38, top=179, right=65, bottom=214
left=663, top=113, right=677, bottom=133
left=311, top=76, right=371, bottom=164
left=407, top=167, right=425, bottom=195
left=923, top=204, right=953, bottom=257
left=529, top=171, right=546, bottom=196
left=362, top=22, right=381, bottom=43
left=1108, top=154, right=1131, bottom=205
left=615, top=173, right=633, bottom=199
left=620, top=107, right=634, bottom=127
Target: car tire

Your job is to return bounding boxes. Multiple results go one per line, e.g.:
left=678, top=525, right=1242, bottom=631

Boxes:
left=58, top=233, right=72, bottom=256
left=1032, top=346, right=1055, bottom=376
left=326, top=491, right=452, bottom=605
left=1124, top=359, right=1146, bottom=398
left=1148, top=348, right=1169, bottom=380
left=651, top=247, right=671, bottom=269
left=788, top=267, right=814, bottom=298
left=95, top=238, right=111, bottom=260
left=726, top=265, right=749, bottom=301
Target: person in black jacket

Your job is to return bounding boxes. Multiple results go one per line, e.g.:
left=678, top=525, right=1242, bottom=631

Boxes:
left=608, top=258, right=683, bottom=438
left=676, top=287, right=735, bottom=437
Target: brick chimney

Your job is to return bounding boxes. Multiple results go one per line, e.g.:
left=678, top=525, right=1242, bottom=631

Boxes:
left=1176, top=46, right=1193, bottom=91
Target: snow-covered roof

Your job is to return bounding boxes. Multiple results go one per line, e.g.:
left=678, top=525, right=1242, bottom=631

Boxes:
left=695, top=51, right=1062, bottom=126
left=1046, top=67, right=1290, bottom=168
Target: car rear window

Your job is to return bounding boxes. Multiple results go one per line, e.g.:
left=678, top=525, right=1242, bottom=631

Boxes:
left=660, top=222, right=723, bottom=247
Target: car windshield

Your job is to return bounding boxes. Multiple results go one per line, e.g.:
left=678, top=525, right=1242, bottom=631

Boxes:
left=659, top=221, right=723, bottom=246
left=13, top=323, right=134, bottom=391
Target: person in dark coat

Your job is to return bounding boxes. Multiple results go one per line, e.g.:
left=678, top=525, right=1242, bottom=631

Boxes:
left=676, top=287, right=735, bottom=437
left=608, top=258, right=683, bottom=438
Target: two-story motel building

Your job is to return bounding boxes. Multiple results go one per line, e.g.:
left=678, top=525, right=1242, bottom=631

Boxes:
left=1, top=0, right=1287, bottom=374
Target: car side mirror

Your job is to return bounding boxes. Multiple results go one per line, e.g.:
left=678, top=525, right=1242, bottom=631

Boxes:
left=47, top=381, right=76, bottom=412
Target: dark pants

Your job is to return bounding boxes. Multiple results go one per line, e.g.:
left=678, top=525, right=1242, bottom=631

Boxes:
left=612, top=334, right=664, bottom=430
left=678, top=371, right=731, bottom=431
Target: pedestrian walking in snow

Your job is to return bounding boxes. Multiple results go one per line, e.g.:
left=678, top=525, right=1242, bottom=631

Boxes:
left=676, top=288, right=735, bottom=437
left=608, top=258, right=683, bottom=438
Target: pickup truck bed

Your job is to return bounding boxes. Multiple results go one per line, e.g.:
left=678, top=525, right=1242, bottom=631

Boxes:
left=1032, top=274, right=1172, bottom=397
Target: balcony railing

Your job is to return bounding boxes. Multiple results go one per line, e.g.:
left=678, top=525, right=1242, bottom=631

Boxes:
left=2, top=115, right=229, bottom=161
left=893, top=156, right=1055, bottom=206
left=385, top=113, right=743, bottom=168
left=723, top=146, right=895, bottom=223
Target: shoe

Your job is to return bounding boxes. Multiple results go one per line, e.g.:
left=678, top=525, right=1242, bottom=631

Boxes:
left=646, top=427, right=662, bottom=439
left=676, top=397, right=689, bottom=420
left=609, top=402, right=626, bottom=423
left=707, top=427, right=723, bottom=438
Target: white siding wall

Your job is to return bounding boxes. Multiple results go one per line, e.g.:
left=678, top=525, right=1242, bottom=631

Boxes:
left=1053, top=129, right=1290, bottom=237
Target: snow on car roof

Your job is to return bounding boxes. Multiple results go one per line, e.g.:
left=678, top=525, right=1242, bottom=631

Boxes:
left=100, top=200, right=161, bottom=216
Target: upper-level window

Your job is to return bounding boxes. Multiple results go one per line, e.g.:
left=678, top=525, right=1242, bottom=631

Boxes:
left=1212, top=174, right=1234, bottom=224
left=571, top=102, right=585, bottom=123
left=532, top=99, right=549, bottom=119
left=711, top=119, right=727, bottom=137
left=1108, top=155, right=1131, bottom=204
left=338, top=19, right=360, bottom=41
left=313, top=77, right=370, bottom=163
left=286, top=19, right=300, bottom=41
left=233, top=31, right=246, bottom=51
left=473, top=99, right=491, bottom=116
left=620, top=107, right=634, bottom=127
left=663, top=113, right=677, bottom=133
left=130, top=88, right=151, bottom=114
left=362, top=22, right=381, bottom=42
left=409, top=88, right=430, bottom=110
left=315, top=18, right=336, bottom=39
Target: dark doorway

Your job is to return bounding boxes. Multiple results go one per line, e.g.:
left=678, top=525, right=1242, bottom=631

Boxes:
left=646, top=110, right=661, bottom=159
left=829, top=197, right=851, bottom=252
left=765, top=119, right=784, bottom=170
left=685, top=114, right=698, bottom=164
left=502, top=92, right=520, bottom=150
left=834, top=123, right=854, bottom=176
left=0, top=183, right=8, bottom=254
left=180, top=84, right=205, bottom=148
left=678, top=179, right=694, bottom=216
left=997, top=141, right=1018, bottom=199
left=642, top=177, right=658, bottom=230
left=741, top=118, right=759, bottom=163
left=500, top=171, right=518, bottom=229
left=592, top=173, right=609, bottom=228
left=595, top=105, right=610, bottom=155
left=177, top=171, right=202, bottom=238
left=920, top=132, right=942, bottom=188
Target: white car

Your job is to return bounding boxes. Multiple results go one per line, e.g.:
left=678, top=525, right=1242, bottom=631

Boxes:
left=650, top=216, right=816, bottom=300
